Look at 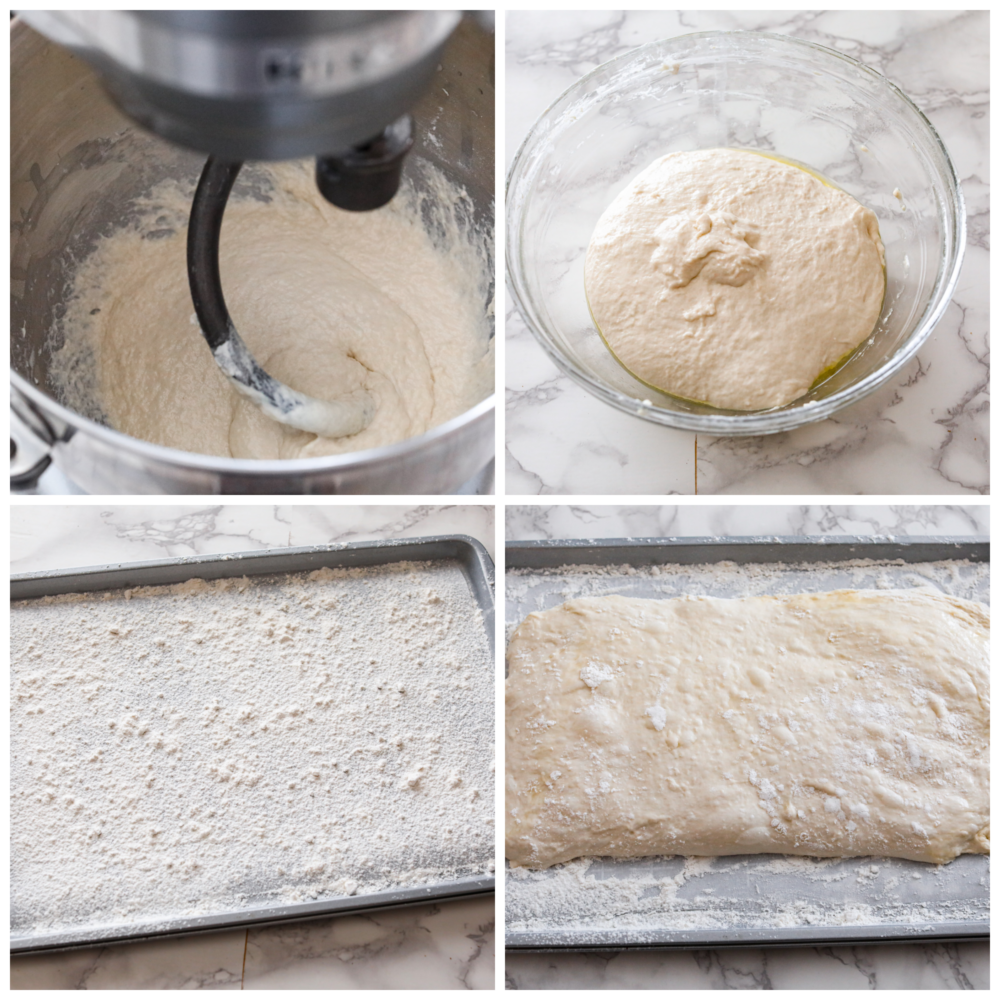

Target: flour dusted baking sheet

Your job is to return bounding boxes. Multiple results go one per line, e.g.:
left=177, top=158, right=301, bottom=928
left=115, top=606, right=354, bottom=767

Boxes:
left=12, top=538, right=494, bottom=953
left=505, top=537, right=989, bottom=949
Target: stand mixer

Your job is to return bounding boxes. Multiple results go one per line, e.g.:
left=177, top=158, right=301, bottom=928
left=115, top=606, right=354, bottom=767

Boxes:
left=11, top=11, right=495, bottom=492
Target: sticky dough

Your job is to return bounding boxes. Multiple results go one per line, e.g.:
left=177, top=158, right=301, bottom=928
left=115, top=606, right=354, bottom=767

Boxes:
left=505, top=591, right=990, bottom=868
left=584, top=149, right=886, bottom=411
left=54, top=161, right=491, bottom=460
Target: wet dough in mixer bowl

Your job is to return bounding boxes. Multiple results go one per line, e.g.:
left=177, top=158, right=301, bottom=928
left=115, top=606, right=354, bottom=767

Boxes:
left=50, top=160, right=492, bottom=460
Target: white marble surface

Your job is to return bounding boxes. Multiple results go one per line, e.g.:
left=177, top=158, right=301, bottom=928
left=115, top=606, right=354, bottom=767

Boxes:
left=505, top=10, right=988, bottom=495
left=505, top=503, right=988, bottom=540
left=11, top=503, right=496, bottom=570
left=505, top=943, right=988, bottom=991
left=10, top=505, right=495, bottom=990
left=503, top=503, right=988, bottom=990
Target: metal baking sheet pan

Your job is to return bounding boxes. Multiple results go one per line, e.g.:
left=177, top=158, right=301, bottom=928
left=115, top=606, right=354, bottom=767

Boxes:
left=12, top=536, right=495, bottom=955
left=504, top=536, right=989, bottom=951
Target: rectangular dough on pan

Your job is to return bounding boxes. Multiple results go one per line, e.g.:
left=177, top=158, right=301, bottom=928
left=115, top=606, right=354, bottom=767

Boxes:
left=505, top=590, right=989, bottom=868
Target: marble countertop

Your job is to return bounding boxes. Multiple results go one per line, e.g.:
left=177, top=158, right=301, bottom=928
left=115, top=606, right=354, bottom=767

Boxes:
left=505, top=10, right=988, bottom=495
left=504, top=502, right=988, bottom=990
left=10, top=504, right=496, bottom=990
left=505, top=502, right=989, bottom=541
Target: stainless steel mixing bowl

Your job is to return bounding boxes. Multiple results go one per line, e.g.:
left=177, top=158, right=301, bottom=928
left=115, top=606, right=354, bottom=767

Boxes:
left=10, top=17, right=495, bottom=494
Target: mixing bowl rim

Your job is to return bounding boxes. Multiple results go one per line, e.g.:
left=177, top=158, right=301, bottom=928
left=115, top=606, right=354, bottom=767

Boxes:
left=505, top=29, right=967, bottom=435
left=10, top=368, right=496, bottom=475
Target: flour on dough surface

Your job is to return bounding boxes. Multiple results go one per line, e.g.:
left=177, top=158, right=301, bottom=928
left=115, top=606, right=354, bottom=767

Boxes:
left=506, top=591, right=988, bottom=869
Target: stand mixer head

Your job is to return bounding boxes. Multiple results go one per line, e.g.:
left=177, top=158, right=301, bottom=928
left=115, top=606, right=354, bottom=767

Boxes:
left=16, top=10, right=468, bottom=438
left=16, top=11, right=459, bottom=163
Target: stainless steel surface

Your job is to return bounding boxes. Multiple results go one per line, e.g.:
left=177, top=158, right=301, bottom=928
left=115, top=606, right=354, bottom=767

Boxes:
left=9, top=461, right=84, bottom=494
left=10, top=17, right=495, bottom=494
left=17, top=11, right=460, bottom=159
left=12, top=536, right=495, bottom=954
left=11, top=454, right=496, bottom=496
left=504, top=536, right=989, bottom=951
left=455, top=458, right=495, bottom=496
left=19, top=12, right=457, bottom=98
left=9, top=403, right=53, bottom=485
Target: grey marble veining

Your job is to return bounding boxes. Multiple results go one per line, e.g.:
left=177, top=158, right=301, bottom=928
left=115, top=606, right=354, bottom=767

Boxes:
left=9, top=505, right=495, bottom=990
left=11, top=503, right=496, bottom=570
left=505, top=503, right=989, bottom=541
left=505, top=10, right=988, bottom=495
left=244, top=897, right=494, bottom=990
left=505, top=941, right=988, bottom=991
left=10, top=898, right=496, bottom=991
left=9, top=930, right=247, bottom=990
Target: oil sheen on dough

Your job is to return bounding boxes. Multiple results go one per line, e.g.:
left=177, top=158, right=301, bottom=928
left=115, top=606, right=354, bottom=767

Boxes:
left=505, top=591, right=989, bottom=868
left=51, top=161, right=492, bottom=460
left=584, top=149, right=886, bottom=411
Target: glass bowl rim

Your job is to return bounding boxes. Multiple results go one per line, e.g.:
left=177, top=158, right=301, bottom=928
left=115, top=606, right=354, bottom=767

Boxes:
left=505, top=29, right=967, bottom=436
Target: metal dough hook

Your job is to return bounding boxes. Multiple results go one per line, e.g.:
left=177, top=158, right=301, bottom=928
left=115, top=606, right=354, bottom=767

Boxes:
left=186, top=157, right=375, bottom=439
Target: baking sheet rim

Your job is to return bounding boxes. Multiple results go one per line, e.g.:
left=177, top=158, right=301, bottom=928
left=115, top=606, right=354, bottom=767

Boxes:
left=11, top=536, right=496, bottom=953
left=503, top=534, right=989, bottom=949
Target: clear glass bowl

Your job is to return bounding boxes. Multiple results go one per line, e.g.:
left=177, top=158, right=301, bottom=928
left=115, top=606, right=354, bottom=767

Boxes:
left=506, top=31, right=966, bottom=436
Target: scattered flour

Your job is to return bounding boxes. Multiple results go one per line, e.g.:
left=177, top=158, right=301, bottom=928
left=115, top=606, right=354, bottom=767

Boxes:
left=505, top=555, right=989, bottom=646
left=505, top=554, right=989, bottom=941
left=578, top=662, right=614, bottom=689
left=506, top=853, right=988, bottom=939
left=12, top=560, right=493, bottom=939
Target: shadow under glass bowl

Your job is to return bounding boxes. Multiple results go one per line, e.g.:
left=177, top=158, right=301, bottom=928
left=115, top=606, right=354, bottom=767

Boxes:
left=506, top=31, right=966, bottom=436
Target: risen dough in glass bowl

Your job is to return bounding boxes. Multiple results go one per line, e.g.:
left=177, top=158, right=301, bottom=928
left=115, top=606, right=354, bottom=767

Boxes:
left=506, top=31, right=965, bottom=436
left=584, top=148, right=886, bottom=412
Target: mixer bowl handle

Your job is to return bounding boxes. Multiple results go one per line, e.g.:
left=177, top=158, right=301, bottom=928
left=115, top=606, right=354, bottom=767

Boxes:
left=10, top=398, right=55, bottom=488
